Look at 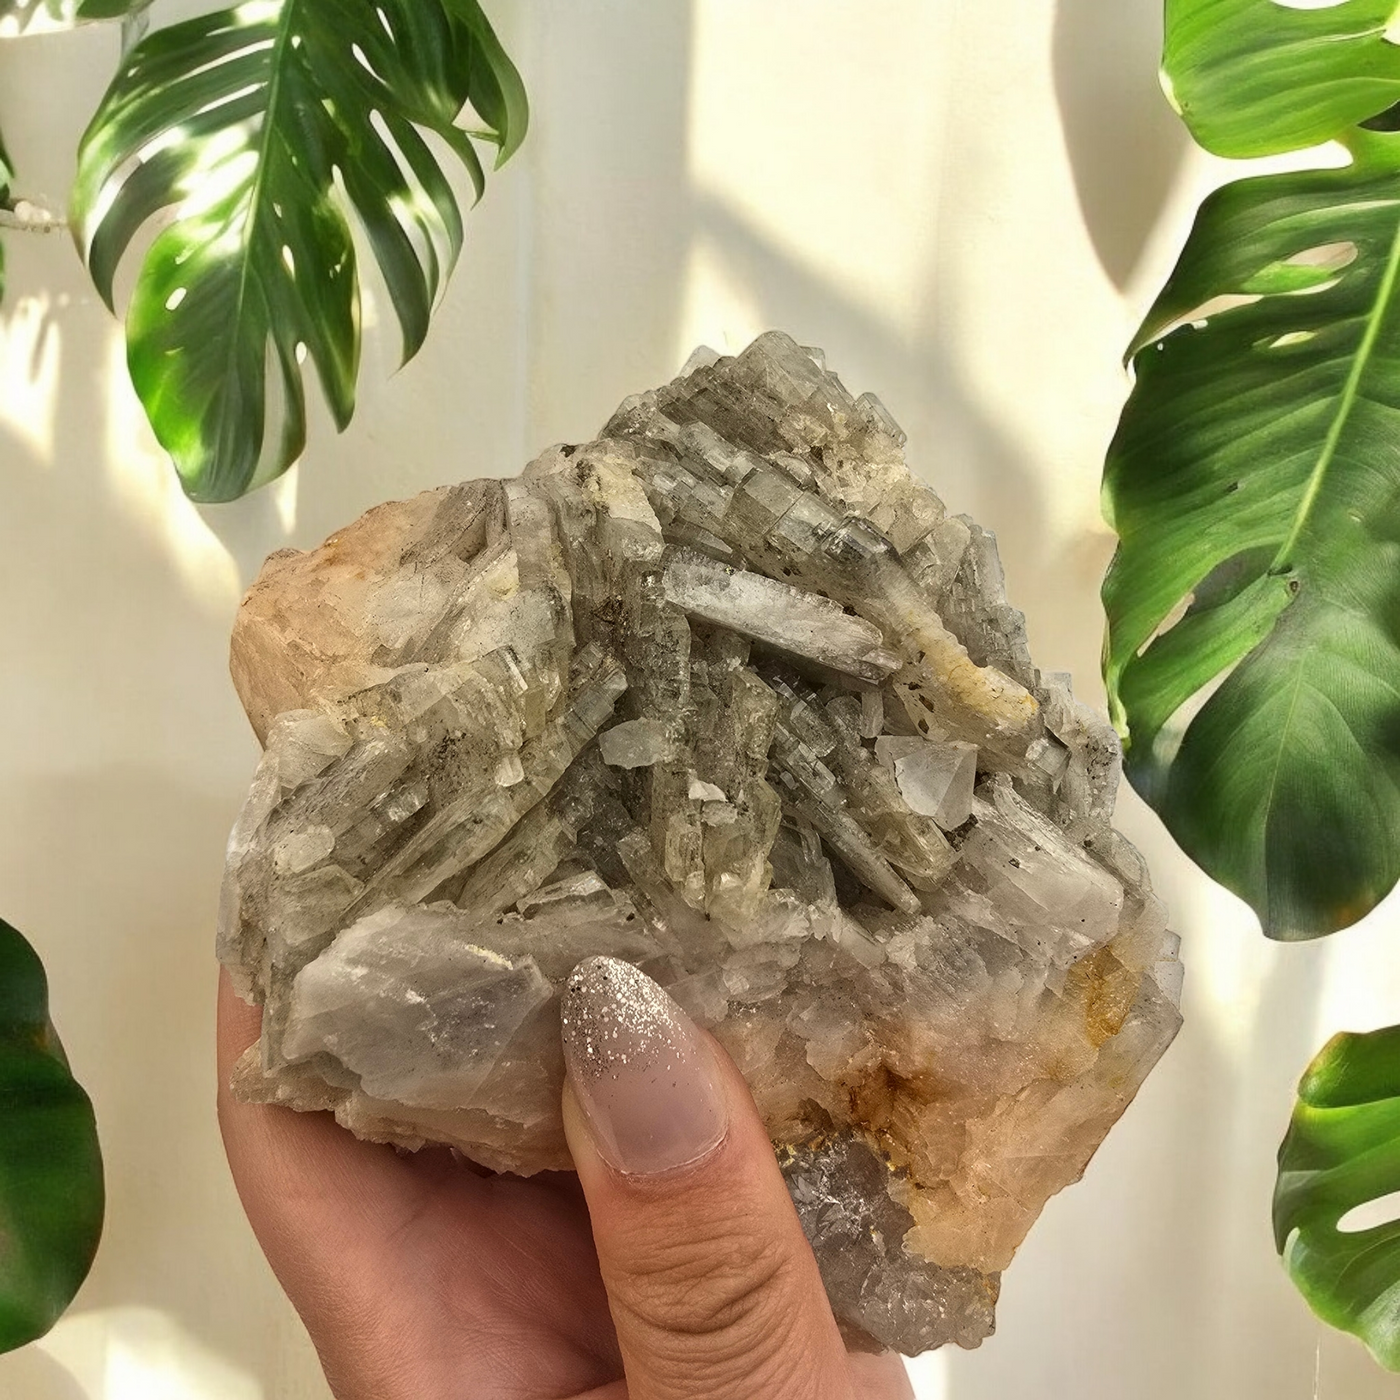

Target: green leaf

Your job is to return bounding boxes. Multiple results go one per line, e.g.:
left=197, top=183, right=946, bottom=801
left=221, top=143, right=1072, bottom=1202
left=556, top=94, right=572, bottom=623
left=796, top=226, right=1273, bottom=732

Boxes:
left=439, top=0, right=527, bottom=164
left=72, top=0, right=527, bottom=503
left=0, top=918, right=103, bottom=1354
left=1103, top=138, right=1400, bottom=939
left=0, top=0, right=147, bottom=34
left=1164, top=0, right=1400, bottom=159
left=1276, top=1025, right=1400, bottom=1370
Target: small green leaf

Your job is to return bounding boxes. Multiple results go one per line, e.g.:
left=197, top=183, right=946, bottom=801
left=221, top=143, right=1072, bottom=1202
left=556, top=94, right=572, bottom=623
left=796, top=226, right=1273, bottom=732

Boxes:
left=72, top=0, right=527, bottom=503
left=0, top=918, right=103, bottom=1354
left=1276, top=1026, right=1400, bottom=1370
left=0, top=0, right=147, bottom=34
left=1165, top=0, right=1400, bottom=159
left=1104, top=147, right=1400, bottom=938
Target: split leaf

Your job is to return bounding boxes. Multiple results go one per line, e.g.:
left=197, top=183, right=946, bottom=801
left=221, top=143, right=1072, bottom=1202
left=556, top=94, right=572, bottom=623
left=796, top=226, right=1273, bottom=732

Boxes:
left=1104, top=138, right=1400, bottom=938
left=73, top=0, right=527, bottom=502
left=1276, top=1026, right=1400, bottom=1370
left=1165, top=0, right=1400, bottom=159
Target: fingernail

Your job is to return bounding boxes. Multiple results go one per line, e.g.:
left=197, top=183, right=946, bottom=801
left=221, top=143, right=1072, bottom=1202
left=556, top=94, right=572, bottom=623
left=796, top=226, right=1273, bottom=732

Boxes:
left=562, top=956, right=728, bottom=1176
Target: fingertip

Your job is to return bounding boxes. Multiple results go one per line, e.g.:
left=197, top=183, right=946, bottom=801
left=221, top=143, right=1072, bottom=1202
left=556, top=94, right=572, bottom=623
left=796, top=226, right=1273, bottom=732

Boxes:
left=558, top=959, right=849, bottom=1398
left=561, top=956, right=730, bottom=1179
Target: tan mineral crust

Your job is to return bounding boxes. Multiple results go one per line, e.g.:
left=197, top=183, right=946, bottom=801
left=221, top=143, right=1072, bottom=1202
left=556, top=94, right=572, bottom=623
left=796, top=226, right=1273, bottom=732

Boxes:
left=219, top=333, right=1182, bottom=1355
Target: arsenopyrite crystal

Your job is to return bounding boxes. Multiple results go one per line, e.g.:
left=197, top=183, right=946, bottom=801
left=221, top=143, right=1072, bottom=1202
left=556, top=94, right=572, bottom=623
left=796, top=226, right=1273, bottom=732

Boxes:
left=219, top=333, right=1182, bottom=1354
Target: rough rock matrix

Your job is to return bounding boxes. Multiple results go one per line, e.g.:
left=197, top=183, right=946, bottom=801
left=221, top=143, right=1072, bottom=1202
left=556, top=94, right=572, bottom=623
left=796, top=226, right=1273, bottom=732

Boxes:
left=220, top=333, right=1182, bottom=1354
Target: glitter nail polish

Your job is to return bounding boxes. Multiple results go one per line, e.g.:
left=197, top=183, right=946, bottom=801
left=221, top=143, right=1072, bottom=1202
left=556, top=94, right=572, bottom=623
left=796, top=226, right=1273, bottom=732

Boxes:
left=562, top=956, right=728, bottom=1176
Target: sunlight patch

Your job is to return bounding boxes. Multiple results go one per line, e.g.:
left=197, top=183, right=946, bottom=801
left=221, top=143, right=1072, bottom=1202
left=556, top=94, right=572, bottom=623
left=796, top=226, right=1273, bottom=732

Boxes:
left=0, top=292, right=61, bottom=467
left=102, top=330, right=242, bottom=616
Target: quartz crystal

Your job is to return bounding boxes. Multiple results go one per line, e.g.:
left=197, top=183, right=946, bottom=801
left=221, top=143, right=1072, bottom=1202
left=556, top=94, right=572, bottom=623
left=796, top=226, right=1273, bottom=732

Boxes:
left=220, top=333, right=1182, bottom=1354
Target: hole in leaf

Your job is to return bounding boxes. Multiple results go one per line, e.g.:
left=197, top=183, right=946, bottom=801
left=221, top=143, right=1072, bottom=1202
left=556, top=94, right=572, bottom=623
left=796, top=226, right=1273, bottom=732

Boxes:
left=1195, top=547, right=1280, bottom=610
left=1361, top=100, right=1400, bottom=131
left=165, top=287, right=187, bottom=312
left=1283, top=241, right=1357, bottom=273
left=1270, top=0, right=1349, bottom=8
left=1338, top=1190, right=1400, bottom=1233
left=1154, top=293, right=1263, bottom=341
left=1137, top=591, right=1196, bottom=657
left=1135, top=546, right=1280, bottom=658
left=1243, top=243, right=1356, bottom=298
left=1138, top=669, right=1234, bottom=791
left=1268, top=330, right=1318, bottom=349
left=351, top=42, right=383, bottom=83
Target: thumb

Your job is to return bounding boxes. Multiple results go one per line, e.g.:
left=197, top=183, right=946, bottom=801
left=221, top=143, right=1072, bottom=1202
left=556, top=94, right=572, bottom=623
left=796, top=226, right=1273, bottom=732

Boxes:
left=560, top=956, right=855, bottom=1400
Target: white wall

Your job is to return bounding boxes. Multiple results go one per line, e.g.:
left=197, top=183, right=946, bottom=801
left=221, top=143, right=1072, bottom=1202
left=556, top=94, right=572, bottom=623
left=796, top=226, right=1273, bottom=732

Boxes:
left=0, top=3, right=1396, bottom=1397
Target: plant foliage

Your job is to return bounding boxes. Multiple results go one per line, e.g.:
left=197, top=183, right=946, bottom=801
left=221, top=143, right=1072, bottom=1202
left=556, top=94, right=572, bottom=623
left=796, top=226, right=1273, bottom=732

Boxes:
left=1163, top=0, right=1400, bottom=160
left=1276, top=1027, right=1400, bottom=1370
left=0, top=0, right=146, bottom=34
left=0, top=918, right=103, bottom=1353
left=1110, top=0, right=1400, bottom=1366
left=1102, top=0, right=1400, bottom=939
left=72, top=0, right=526, bottom=502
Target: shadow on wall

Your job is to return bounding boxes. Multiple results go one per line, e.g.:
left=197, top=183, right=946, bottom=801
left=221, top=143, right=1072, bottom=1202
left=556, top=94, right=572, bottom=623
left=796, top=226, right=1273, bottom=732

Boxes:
left=1052, top=0, right=1191, bottom=291
left=0, top=1347, right=88, bottom=1400
left=514, top=1, right=697, bottom=459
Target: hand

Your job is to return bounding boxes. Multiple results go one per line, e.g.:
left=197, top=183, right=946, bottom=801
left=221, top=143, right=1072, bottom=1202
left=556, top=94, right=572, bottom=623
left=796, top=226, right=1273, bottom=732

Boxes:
left=217, top=959, right=916, bottom=1400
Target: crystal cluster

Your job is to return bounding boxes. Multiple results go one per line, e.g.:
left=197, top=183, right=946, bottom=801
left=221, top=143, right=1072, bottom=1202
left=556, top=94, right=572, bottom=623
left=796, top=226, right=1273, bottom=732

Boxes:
left=219, top=333, right=1182, bottom=1354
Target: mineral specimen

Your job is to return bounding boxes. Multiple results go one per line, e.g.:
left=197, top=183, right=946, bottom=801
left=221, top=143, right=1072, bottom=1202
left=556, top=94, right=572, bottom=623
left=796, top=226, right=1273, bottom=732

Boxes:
left=219, top=333, right=1182, bottom=1354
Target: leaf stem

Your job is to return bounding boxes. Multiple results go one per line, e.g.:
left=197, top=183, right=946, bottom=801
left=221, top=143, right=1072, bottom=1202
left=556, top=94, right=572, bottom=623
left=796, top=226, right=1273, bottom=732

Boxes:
left=1273, top=208, right=1400, bottom=569
left=0, top=201, right=67, bottom=233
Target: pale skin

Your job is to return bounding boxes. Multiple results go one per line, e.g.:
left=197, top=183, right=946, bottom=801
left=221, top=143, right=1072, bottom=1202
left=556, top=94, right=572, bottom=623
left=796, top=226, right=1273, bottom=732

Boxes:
left=216, top=970, right=917, bottom=1400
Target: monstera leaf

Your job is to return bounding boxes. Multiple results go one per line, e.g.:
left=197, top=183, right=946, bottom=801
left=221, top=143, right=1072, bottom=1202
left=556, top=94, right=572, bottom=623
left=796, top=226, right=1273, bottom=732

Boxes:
left=1102, top=0, right=1400, bottom=939
left=72, top=0, right=527, bottom=503
left=1103, top=132, right=1400, bottom=939
left=0, top=919, right=103, bottom=1352
left=1165, top=0, right=1400, bottom=158
left=1276, top=1026, right=1400, bottom=1370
